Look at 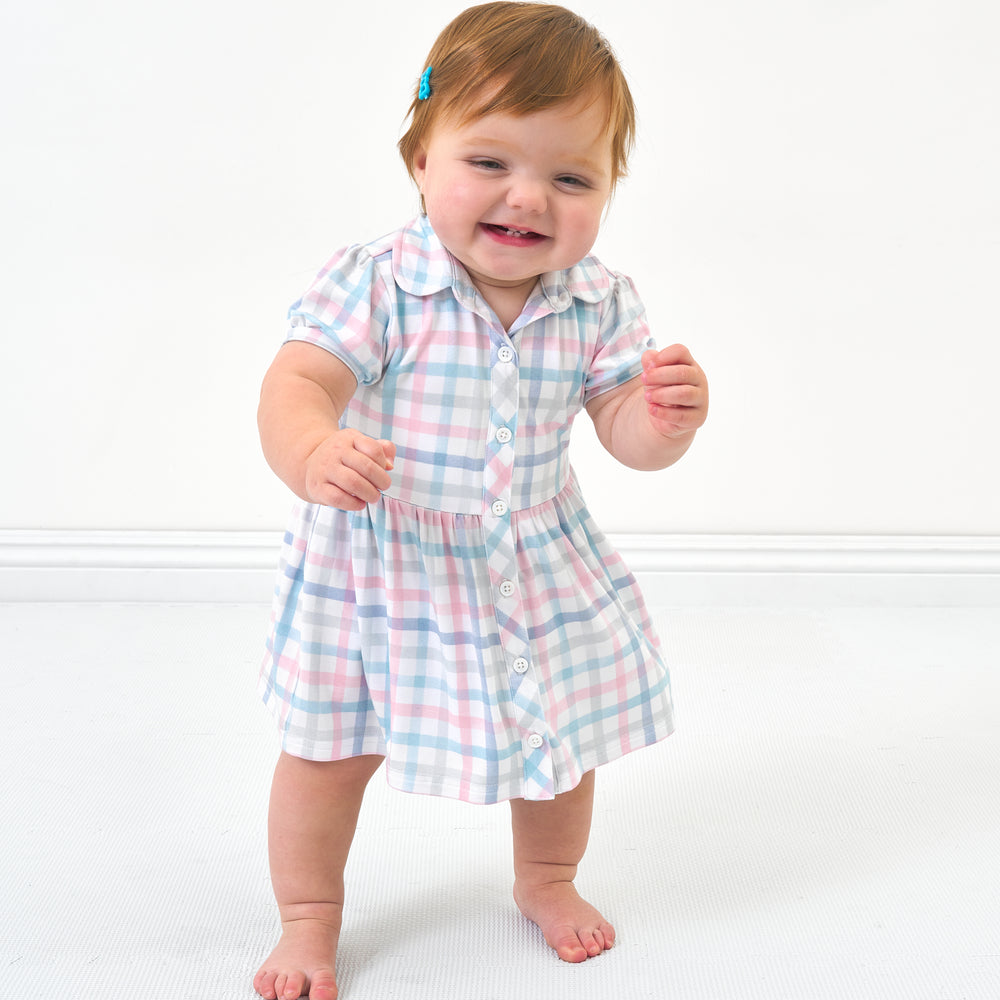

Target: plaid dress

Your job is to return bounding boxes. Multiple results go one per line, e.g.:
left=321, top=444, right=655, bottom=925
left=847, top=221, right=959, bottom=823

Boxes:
left=259, top=216, right=674, bottom=803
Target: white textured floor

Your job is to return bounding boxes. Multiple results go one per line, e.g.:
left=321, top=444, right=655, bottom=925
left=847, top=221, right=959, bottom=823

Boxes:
left=2, top=602, right=999, bottom=1000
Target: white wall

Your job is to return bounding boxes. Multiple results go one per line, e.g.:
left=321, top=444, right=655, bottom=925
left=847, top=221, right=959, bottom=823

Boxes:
left=2, top=0, right=998, bottom=535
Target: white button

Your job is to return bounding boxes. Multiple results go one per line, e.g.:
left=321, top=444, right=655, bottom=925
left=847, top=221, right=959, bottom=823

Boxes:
left=497, top=346, right=515, bottom=363
left=526, top=733, right=545, bottom=749
left=499, top=580, right=516, bottom=597
left=491, top=500, right=508, bottom=516
left=495, top=426, right=513, bottom=444
left=512, top=656, right=529, bottom=674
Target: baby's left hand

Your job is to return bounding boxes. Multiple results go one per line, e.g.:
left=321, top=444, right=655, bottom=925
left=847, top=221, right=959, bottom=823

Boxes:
left=640, top=344, right=709, bottom=439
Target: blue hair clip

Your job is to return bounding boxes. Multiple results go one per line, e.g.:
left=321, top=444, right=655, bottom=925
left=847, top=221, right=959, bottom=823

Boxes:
left=418, top=66, right=433, bottom=100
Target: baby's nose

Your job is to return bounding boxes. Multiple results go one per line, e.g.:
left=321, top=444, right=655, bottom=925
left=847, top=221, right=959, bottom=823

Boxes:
left=506, top=178, right=546, bottom=214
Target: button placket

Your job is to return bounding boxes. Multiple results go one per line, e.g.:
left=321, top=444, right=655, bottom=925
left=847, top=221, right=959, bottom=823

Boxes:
left=483, top=338, right=517, bottom=546
left=483, top=337, right=553, bottom=798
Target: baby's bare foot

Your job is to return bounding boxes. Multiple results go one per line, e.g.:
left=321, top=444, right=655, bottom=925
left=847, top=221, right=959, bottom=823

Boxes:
left=513, top=879, right=616, bottom=962
left=253, top=914, right=340, bottom=1000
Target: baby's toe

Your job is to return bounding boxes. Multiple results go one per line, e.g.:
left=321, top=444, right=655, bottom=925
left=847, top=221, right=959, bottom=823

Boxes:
left=309, top=969, right=338, bottom=999
left=279, top=971, right=306, bottom=999
left=578, top=927, right=603, bottom=957
left=598, top=921, right=616, bottom=949
left=550, top=926, right=589, bottom=963
left=254, top=969, right=278, bottom=999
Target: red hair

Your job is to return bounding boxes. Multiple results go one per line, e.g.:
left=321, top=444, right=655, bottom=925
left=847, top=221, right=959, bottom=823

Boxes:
left=398, top=2, right=636, bottom=191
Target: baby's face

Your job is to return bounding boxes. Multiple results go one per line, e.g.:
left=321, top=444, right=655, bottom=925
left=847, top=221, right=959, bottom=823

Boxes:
left=413, top=97, right=614, bottom=308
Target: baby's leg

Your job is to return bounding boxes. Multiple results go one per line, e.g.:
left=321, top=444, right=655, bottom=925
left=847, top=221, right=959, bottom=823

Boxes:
left=254, top=751, right=383, bottom=1000
left=509, top=770, right=616, bottom=962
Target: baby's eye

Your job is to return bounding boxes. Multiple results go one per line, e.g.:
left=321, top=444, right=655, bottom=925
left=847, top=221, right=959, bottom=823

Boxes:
left=471, top=158, right=504, bottom=171
left=556, top=175, right=590, bottom=189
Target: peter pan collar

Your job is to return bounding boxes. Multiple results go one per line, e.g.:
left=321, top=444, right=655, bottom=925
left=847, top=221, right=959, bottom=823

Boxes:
left=391, top=215, right=614, bottom=309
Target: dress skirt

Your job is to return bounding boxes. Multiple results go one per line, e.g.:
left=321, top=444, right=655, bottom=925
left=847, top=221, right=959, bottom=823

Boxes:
left=259, top=472, right=673, bottom=804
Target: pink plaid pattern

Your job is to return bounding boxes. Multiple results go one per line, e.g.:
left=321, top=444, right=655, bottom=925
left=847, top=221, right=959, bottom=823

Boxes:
left=259, top=217, right=673, bottom=803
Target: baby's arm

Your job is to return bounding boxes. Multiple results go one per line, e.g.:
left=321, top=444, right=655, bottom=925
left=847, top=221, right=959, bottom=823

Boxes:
left=258, top=341, right=395, bottom=509
left=586, top=344, right=708, bottom=471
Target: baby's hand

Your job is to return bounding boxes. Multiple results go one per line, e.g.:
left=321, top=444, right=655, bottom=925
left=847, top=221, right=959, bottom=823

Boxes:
left=640, top=344, right=709, bottom=439
left=303, top=429, right=396, bottom=510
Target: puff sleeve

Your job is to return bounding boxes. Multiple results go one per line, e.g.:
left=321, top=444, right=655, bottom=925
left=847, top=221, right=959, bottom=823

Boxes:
left=284, top=245, right=392, bottom=387
left=583, top=273, right=656, bottom=404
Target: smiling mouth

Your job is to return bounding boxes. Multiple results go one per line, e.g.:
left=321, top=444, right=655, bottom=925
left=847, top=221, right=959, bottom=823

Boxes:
left=483, top=223, right=546, bottom=241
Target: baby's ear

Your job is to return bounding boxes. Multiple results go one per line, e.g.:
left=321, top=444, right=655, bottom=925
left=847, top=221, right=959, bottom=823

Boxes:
left=412, top=146, right=428, bottom=183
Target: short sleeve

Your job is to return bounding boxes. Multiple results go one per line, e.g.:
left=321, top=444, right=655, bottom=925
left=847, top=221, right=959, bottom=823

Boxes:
left=583, top=273, right=656, bottom=404
left=283, top=245, right=391, bottom=387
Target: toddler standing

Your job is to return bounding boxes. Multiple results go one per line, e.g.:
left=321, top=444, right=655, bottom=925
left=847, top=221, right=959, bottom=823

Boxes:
left=254, top=4, right=708, bottom=998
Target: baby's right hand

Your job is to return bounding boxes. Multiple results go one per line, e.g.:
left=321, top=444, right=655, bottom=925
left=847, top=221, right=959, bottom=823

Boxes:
left=303, top=429, right=396, bottom=510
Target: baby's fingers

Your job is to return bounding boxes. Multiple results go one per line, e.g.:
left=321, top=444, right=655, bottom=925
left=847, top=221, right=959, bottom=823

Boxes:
left=642, top=349, right=703, bottom=386
left=307, top=460, right=379, bottom=509
left=644, top=382, right=704, bottom=409
left=642, top=343, right=696, bottom=371
left=341, top=437, right=394, bottom=493
left=637, top=345, right=709, bottom=439
left=641, top=344, right=707, bottom=408
left=354, top=436, right=396, bottom=471
left=305, top=431, right=395, bottom=509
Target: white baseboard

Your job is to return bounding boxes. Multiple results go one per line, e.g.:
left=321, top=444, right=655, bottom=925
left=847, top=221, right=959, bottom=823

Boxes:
left=0, top=530, right=998, bottom=606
